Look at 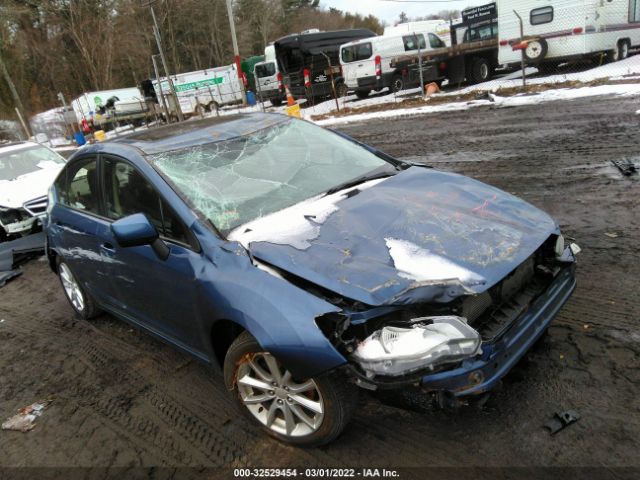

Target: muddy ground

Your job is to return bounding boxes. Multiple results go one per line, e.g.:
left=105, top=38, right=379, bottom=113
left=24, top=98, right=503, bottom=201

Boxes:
left=1, top=95, right=639, bottom=479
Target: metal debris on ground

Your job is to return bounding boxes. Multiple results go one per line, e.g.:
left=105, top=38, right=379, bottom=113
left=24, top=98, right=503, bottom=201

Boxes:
left=2, top=400, right=52, bottom=432
left=544, top=410, right=580, bottom=435
left=611, top=159, right=637, bottom=176
left=0, top=232, right=45, bottom=288
left=604, top=232, right=619, bottom=238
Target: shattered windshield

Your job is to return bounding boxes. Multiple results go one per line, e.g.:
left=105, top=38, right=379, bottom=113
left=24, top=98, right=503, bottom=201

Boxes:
left=0, top=145, right=65, bottom=181
left=149, top=118, right=391, bottom=233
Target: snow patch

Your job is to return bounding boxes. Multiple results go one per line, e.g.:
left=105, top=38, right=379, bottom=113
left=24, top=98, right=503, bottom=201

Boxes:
left=229, top=178, right=387, bottom=250
left=385, top=238, right=485, bottom=285
left=316, top=83, right=640, bottom=126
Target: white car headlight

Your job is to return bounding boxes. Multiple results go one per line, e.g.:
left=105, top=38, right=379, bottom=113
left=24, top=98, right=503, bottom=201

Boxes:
left=352, top=316, right=482, bottom=377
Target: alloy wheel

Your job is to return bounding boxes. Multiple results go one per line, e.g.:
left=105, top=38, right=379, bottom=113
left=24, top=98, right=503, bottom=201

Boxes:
left=59, top=263, right=85, bottom=313
left=236, top=352, right=324, bottom=437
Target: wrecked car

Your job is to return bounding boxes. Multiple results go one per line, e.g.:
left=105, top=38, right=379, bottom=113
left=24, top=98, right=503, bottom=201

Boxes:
left=45, top=113, right=577, bottom=446
left=0, top=141, right=66, bottom=242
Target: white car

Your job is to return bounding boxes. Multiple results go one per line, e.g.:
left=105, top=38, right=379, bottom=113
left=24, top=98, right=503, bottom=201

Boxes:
left=0, top=141, right=66, bottom=242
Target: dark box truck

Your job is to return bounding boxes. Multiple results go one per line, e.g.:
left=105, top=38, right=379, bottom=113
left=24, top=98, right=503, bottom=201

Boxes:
left=274, top=29, right=376, bottom=101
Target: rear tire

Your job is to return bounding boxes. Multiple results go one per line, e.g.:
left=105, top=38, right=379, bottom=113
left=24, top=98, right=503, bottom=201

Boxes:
left=57, top=258, right=100, bottom=320
left=613, top=40, right=630, bottom=61
left=355, top=89, right=370, bottom=100
left=390, top=74, right=404, bottom=94
left=336, top=83, right=349, bottom=98
left=469, top=57, right=492, bottom=84
left=224, top=331, right=357, bottom=447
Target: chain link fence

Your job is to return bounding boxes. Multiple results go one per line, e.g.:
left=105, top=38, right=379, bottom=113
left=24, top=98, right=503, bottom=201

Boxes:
left=25, top=0, right=640, bottom=143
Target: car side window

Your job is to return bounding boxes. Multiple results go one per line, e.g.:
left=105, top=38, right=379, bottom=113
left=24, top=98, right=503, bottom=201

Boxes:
left=428, top=33, right=445, bottom=49
left=56, top=157, right=101, bottom=214
left=103, top=158, right=190, bottom=246
left=402, top=34, right=426, bottom=51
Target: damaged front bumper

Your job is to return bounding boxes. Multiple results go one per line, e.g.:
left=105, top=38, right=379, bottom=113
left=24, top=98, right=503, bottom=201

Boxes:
left=0, top=208, right=38, bottom=237
left=349, top=263, right=576, bottom=397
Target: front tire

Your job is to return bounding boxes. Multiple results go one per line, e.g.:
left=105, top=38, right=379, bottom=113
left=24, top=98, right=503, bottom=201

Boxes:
left=57, top=259, right=100, bottom=320
left=224, top=332, right=357, bottom=447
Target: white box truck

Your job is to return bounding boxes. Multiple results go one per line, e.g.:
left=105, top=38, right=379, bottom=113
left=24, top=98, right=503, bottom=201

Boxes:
left=154, top=64, right=244, bottom=117
left=497, top=0, right=640, bottom=69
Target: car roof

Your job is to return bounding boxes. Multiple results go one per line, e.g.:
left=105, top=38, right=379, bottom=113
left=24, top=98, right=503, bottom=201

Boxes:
left=110, top=112, right=288, bottom=155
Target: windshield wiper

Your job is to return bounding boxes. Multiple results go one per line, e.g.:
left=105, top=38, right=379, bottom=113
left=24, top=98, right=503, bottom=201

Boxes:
left=324, top=168, right=396, bottom=196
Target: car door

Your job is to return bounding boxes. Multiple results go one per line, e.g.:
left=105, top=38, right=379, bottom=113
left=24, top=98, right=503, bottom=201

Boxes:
left=51, top=155, right=116, bottom=304
left=99, top=155, right=206, bottom=353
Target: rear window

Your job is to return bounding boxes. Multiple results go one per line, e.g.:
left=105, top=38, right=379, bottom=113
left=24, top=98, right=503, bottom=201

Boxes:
left=530, top=6, right=553, bottom=25
left=463, top=23, right=498, bottom=42
left=255, top=62, right=276, bottom=78
left=341, top=43, right=373, bottom=63
left=402, top=34, right=426, bottom=52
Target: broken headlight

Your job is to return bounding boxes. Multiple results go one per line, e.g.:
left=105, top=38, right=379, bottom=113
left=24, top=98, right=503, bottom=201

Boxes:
left=554, top=235, right=565, bottom=257
left=351, top=316, right=481, bottom=377
left=0, top=206, right=26, bottom=226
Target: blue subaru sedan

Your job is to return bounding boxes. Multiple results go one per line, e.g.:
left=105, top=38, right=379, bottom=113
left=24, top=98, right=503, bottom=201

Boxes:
left=46, top=113, right=577, bottom=446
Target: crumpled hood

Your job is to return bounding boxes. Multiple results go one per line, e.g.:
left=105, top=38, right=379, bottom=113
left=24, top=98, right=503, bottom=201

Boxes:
left=0, top=165, right=62, bottom=209
left=232, top=167, right=558, bottom=306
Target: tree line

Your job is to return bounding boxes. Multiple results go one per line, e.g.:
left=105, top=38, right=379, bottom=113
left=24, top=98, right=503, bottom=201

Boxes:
left=0, top=0, right=383, bottom=120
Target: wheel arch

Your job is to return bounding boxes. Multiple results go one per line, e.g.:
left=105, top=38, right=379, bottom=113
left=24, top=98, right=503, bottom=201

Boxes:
left=210, top=318, right=246, bottom=369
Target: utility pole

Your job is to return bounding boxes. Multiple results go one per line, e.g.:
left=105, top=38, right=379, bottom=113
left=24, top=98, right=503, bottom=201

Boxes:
left=145, top=2, right=184, bottom=121
left=0, top=50, right=31, bottom=138
left=56, top=92, right=73, bottom=138
left=225, top=0, right=247, bottom=106
left=152, top=54, right=171, bottom=123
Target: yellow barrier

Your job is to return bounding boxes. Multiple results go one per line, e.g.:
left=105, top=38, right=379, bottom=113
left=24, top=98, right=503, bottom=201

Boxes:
left=94, top=130, right=106, bottom=142
left=286, top=104, right=301, bottom=118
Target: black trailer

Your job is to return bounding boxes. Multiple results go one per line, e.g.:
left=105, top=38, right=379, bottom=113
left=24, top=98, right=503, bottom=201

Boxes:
left=274, top=29, right=376, bottom=101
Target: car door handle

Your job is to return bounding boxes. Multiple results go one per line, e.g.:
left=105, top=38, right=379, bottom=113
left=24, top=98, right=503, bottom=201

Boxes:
left=100, top=242, right=116, bottom=257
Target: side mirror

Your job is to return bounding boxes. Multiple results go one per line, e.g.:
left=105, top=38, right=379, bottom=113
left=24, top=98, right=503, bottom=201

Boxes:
left=111, top=213, right=169, bottom=260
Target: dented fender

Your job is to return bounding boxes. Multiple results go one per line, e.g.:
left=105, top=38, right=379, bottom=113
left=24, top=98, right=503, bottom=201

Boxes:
left=194, top=230, right=347, bottom=379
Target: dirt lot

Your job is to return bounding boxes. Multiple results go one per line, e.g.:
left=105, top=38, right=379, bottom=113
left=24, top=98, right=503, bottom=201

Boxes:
left=1, top=95, right=639, bottom=478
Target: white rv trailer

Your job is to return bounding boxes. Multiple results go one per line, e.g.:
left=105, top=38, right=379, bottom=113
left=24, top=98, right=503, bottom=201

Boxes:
left=154, top=64, right=244, bottom=116
left=497, top=0, right=640, bottom=67
left=340, top=31, right=447, bottom=97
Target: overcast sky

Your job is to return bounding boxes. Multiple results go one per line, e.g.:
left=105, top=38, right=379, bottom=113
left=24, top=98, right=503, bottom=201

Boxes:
left=320, top=0, right=488, bottom=24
